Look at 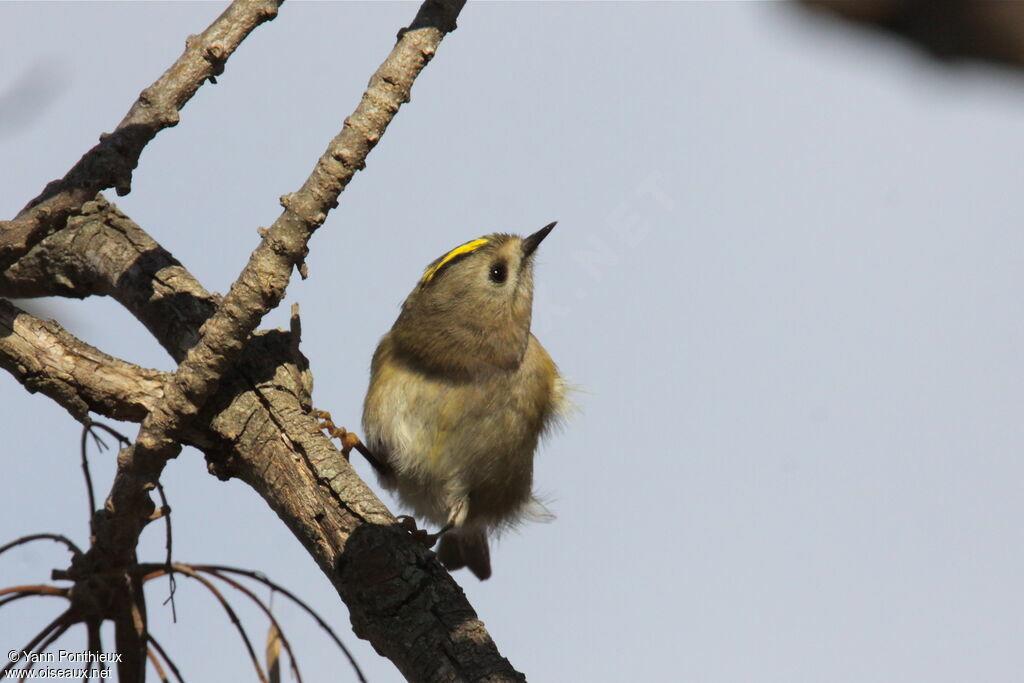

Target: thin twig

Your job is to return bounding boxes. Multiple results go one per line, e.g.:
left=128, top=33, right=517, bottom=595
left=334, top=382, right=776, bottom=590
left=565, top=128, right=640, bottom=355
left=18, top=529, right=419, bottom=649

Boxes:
left=80, top=423, right=101, bottom=520
left=147, top=634, right=185, bottom=683
left=193, top=564, right=366, bottom=683
left=154, top=481, right=177, bottom=622
left=0, top=0, right=283, bottom=272
left=147, top=647, right=169, bottom=683
left=0, top=592, right=66, bottom=611
left=0, top=610, right=72, bottom=676
left=28, top=620, right=73, bottom=672
left=132, top=0, right=467, bottom=466
left=87, top=420, right=131, bottom=446
left=142, top=565, right=268, bottom=683
left=0, top=0, right=522, bottom=678
left=195, top=566, right=303, bottom=683
left=0, top=584, right=69, bottom=598
left=0, top=533, right=82, bottom=558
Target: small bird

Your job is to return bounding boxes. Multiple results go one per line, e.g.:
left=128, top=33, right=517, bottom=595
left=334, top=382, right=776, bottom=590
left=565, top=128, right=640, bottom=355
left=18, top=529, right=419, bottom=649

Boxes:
left=362, top=222, right=566, bottom=580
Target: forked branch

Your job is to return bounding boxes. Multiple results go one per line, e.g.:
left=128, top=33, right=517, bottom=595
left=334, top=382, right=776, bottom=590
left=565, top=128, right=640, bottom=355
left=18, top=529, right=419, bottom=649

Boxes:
left=0, top=0, right=282, bottom=272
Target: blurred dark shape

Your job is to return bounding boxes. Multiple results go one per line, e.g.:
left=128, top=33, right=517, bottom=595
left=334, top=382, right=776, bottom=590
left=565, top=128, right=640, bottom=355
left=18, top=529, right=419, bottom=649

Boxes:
left=802, top=0, right=1024, bottom=66
left=0, top=59, right=70, bottom=139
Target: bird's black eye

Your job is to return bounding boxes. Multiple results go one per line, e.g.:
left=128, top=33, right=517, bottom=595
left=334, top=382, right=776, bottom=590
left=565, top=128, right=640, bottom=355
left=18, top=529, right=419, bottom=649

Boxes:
left=489, top=261, right=508, bottom=284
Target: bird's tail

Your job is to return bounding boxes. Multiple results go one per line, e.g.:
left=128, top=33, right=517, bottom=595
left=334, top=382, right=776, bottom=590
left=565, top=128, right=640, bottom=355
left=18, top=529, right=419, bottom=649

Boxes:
left=438, top=528, right=491, bottom=581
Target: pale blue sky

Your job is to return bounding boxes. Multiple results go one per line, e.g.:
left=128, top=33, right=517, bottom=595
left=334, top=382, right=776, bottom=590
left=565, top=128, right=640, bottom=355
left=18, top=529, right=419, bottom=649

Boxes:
left=3, top=3, right=1023, bottom=682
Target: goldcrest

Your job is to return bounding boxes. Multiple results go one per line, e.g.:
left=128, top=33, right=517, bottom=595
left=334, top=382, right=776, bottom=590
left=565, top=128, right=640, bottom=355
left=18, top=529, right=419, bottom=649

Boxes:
left=362, top=222, right=566, bottom=580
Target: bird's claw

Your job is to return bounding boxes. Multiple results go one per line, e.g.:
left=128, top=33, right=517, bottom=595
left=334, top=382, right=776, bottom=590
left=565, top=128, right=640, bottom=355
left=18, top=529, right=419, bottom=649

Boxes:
left=312, top=409, right=361, bottom=458
left=395, top=515, right=449, bottom=549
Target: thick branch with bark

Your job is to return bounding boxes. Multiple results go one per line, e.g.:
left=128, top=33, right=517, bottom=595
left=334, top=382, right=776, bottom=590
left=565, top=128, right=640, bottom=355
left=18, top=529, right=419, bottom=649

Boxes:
left=135, top=0, right=470, bottom=460
left=0, top=299, right=166, bottom=423
left=3, top=215, right=523, bottom=680
left=1, top=197, right=216, bottom=361
left=0, top=1, right=528, bottom=681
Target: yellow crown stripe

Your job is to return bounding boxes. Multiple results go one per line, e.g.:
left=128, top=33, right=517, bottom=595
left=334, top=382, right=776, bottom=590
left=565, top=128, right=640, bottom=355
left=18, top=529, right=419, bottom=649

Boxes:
left=420, top=238, right=489, bottom=284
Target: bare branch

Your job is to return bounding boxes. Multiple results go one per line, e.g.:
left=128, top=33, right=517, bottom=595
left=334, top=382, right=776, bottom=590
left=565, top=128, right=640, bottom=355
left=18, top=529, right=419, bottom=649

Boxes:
left=0, top=0, right=282, bottom=272
left=184, top=566, right=305, bottom=683
left=144, top=565, right=268, bottom=683
left=147, top=634, right=185, bottom=683
left=0, top=584, right=71, bottom=600
left=191, top=564, right=365, bottom=682
left=3, top=2, right=527, bottom=678
left=154, top=482, right=177, bottom=622
left=80, top=425, right=102, bottom=521
left=0, top=196, right=217, bottom=362
left=133, top=0, right=468, bottom=463
left=0, top=534, right=83, bottom=558
left=0, top=299, right=168, bottom=422
left=0, top=611, right=72, bottom=677
left=147, top=646, right=170, bottom=683
left=82, top=421, right=131, bottom=533
left=6, top=206, right=524, bottom=679
left=31, top=620, right=74, bottom=668
left=85, top=420, right=131, bottom=447
left=1, top=594, right=55, bottom=612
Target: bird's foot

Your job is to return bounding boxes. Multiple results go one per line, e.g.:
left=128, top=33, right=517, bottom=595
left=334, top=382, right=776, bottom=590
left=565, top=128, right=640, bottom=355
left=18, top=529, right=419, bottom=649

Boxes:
left=396, top=516, right=452, bottom=549
left=312, top=409, right=360, bottom=458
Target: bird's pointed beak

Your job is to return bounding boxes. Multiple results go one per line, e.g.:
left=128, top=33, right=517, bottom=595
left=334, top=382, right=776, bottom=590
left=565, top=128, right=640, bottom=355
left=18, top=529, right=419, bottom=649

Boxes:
left=522, top=221, right=557, bottom=258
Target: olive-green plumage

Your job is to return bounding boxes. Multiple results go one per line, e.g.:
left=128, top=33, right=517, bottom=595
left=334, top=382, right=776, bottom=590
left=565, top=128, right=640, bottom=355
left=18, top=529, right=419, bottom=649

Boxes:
left=362, top=223, right=565, bottom=580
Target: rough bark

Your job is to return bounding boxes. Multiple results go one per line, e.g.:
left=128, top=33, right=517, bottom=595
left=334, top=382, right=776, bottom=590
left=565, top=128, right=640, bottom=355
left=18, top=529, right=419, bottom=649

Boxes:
left=0, top=299, right=166, bottom=423
left=134, top=0, right=471, bottom=462
left=0, top=1, right=527, bottom=681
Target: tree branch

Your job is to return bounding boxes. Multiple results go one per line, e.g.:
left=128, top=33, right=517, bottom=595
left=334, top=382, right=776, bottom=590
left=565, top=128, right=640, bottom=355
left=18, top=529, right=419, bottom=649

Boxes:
left=0, top=299, right=168, bottom=422
left=3, top=1, right=527, bottom=679
left=0, top=196, right=216, bottom=362
left=134, top=0, right=469, bottom=462
left=4, top=220, right=522, bottom=679
left=0, top=0, right=282, bottom=272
